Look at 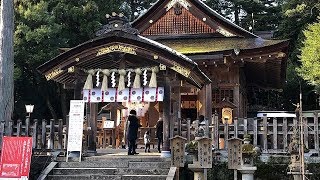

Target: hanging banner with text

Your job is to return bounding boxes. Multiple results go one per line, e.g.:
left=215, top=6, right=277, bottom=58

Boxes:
left=67, top=100, right=85, bottom=153
left=0, top=137, right=33, bottom=179
left=83, top=87, right=164, bottom=103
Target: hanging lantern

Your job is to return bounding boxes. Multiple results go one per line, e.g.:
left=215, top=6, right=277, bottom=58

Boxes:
left=222, top=107, right=233, bottom=124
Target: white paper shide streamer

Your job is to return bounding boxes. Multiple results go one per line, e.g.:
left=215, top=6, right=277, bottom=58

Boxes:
left=143, top=69, right=148, bottom=86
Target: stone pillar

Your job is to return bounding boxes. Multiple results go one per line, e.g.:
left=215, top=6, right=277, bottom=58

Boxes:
left=303, top=117, right=308, bottom=149
left=213, top=113, right=219, bottom=150
left=239, top=167, right=257, bottom=180
left=243, top=118, right=248, bottom=135
left=162, top=76, right=171, bottom=158
left=224, top=123, right=229, bottom=149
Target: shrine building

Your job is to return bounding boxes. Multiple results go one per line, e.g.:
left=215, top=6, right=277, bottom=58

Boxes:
left=37, top=0, right=289, bottom=153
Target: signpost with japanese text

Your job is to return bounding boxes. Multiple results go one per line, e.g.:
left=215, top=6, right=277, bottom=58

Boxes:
left=66, top=100, right=85, bottom=162
left=0, top=137, right=33, bottom=180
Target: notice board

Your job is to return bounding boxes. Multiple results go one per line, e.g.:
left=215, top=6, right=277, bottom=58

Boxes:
left=0, top=137, right=33, bottom=179
left=67, top=100, right=85, bottom=157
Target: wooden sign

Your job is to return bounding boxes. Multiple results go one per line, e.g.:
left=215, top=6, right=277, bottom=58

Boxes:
left=197, top=137, right=212, bottom=168
left=170, top=136, right=187, bottom=167
left=227, top=138, right=243, bottom=169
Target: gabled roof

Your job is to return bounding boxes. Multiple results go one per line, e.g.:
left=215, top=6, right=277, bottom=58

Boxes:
left=132, top=0, right=258, bottom=38
left=37, top=14, right=211, bottom=89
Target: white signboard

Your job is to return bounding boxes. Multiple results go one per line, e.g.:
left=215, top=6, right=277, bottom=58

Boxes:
left=103, top=120, right=115, bottom=129
left=66, top=100, right=85, bottom=161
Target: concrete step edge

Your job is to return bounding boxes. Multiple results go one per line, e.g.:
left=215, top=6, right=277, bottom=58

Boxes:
left=54, top=167, right=117, bottom=170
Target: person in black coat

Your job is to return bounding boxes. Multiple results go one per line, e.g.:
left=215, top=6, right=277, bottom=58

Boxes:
left=126, top=110, right=141, bottom=155
left=155, top=118, right=163, bottom=153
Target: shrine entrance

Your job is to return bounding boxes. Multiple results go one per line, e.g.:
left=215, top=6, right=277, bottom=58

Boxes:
left=37, top=13, right=211, bottom=156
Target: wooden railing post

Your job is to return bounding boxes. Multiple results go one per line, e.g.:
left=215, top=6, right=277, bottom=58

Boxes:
left=58, top=119, right=63, bottom=150
left=33, top=120, right=38, bottom=149
left=234, top=117, right=238, bottom=138
left=253, top=117, right=258, bottom=147
left=187, top=118, right=191, bottom=143
left=314, top=112, right=319, bottom=151
left=7, top=120, right=13, bottom=136
left=263, top=114, right=268, bottom=151
left=49, top=119, right=54, bottom=149
left=0, top=120, right=5, bottom=149
left=283, top=117, right=288, bottom=151
left=25, top=116, right=30, bottom=136
left=243, top=118, right=248, bottom=135
left=273, top=118, right=278, bottom=149
left=16, top=119, right=22, bottom=137
left=41, top=119, right=47, bottom=149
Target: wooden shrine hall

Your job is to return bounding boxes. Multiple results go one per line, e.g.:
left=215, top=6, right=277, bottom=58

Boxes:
left=38, top=0, right=289, bottom=154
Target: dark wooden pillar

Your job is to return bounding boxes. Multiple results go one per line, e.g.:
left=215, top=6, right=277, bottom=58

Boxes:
left=110, top=105, right=117, bottom=148
left=88, top=103, right=97, bottom=154
left=205, top=83, right=213, bottom=126
left=74, top=69, right=82, bottom=100
left=162, top=76, right=171, bottom=156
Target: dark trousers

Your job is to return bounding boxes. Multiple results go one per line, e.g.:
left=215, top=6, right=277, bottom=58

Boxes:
left=157, top=136, right=163, bottom=152
left=145, top=143, right=150, bottom=152
left=128, top=139, right=136, bottom=154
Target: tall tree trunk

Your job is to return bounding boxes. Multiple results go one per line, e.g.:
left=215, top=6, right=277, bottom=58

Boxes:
left=234, top=5, right=240, bottom=25
left=0, top=0, right=14, bottom=129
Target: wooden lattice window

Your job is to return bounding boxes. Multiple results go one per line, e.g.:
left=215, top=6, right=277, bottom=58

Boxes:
left=212, top=88, right=234, bottom=104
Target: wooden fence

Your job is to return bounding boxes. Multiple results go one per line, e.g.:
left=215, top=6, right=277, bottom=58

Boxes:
left=1, top=111, right=319, bottom=155
left=0, top=118, right=67, bottom=153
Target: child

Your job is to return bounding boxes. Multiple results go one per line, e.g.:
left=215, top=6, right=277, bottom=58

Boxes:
left=144, top=131, right=151, bottom=153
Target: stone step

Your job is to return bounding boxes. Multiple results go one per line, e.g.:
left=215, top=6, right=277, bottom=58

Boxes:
left=53, top=167, right=117, bottom=175
left=48, top=174, right=167, bottom=180
left=58, top=161, right=129, bottom=168
left=84, top=156, right=170, bottom=163
left=48, top=174, right=121, bottom=180
left=128, top=161, right=171, bottom=169
left=53, top=167, right=169, bottom=175
left=114, top=168, right=169, bottom=175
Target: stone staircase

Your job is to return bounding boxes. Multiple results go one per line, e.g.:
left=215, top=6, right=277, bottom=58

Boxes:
left=47, top=156, right=172, bottom=180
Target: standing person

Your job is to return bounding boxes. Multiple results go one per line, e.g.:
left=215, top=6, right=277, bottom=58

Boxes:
left=155, top=118, right=163, bottom=153
left=144, top=130, right=151, bottom=153
left=126, top=110, right=141, bottom=155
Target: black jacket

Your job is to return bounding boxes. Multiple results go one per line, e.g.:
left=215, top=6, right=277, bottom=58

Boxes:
left=126, top=115, right=141, bottom=141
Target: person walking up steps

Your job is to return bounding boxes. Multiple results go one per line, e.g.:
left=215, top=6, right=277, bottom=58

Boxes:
left=144, top=130, right=151, bottom=153
left=155, top=118, right=163, bottom=153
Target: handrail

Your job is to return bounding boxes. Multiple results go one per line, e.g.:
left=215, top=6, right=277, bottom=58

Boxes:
left=37, top=162, right=58, bottom=180
left=166, top=166, right=177, bottom=180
